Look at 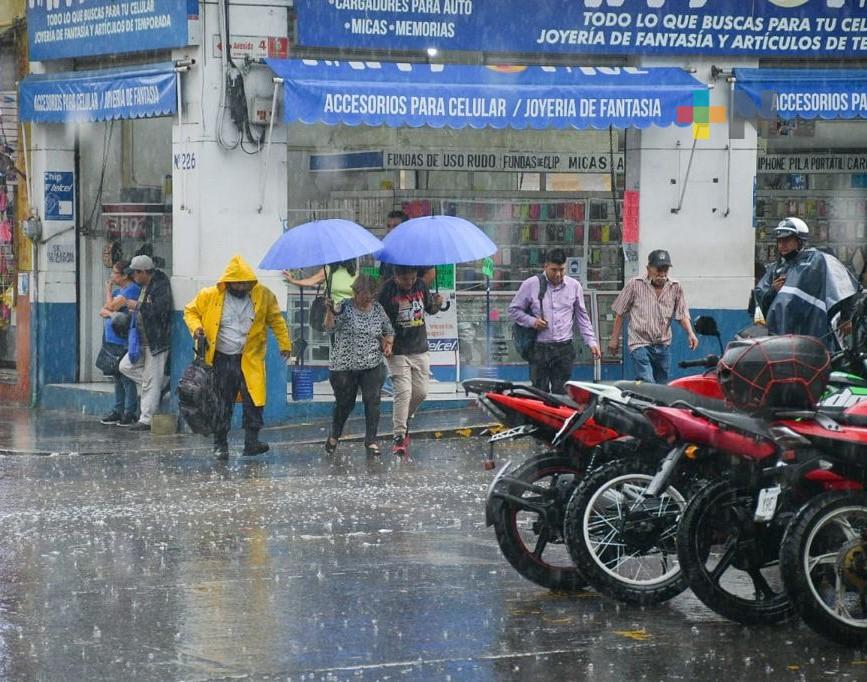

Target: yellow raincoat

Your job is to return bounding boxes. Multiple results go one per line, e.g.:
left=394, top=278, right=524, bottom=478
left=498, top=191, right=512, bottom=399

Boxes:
left=183, top=255, right=291, bottom=406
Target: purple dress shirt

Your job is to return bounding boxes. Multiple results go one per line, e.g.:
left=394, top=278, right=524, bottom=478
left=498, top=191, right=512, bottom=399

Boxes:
left=508, top=275, right=598, bottom=348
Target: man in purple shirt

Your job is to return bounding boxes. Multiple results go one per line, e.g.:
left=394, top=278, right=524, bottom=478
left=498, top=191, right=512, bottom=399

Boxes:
left=508, top=248, right=601, bottom=394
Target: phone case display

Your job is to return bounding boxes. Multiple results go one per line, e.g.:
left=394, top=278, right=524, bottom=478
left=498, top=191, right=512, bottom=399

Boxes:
left=430, top=198, right=623, bottom=291
left=754, top=189, right=867, bottom=279
left=0, top=184, right=14, bottom=333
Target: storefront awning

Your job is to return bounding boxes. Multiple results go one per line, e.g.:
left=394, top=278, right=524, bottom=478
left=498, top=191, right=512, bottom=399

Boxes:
left=265, top=59, right=707, bottom=130
left=733, top=68, right=867, bottom=121
left=19, top=62, right=177, bottom=124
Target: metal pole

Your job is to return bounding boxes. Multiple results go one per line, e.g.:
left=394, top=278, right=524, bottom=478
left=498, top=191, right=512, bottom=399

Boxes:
left=485, top=275, right=491, bottom=366
left=175, top=70, right=187, bottom=212
left=590, top=289, right=601, bottom=382
left=258, top=78, right=282, bottom=214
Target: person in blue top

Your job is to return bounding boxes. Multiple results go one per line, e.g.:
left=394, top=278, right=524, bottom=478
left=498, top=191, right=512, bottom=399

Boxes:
left=99, top=260, right=141, bottom=425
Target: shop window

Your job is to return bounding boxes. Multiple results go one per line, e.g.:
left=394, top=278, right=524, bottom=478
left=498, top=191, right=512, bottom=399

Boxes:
left=755, top=120, right=867, bottom=284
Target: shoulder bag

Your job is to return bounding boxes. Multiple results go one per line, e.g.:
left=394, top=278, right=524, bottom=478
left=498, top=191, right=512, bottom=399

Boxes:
left=512, top=274, right=548, bottom=361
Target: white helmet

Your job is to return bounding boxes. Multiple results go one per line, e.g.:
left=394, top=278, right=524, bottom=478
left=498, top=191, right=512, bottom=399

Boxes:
left=774, top=217, right=809, bottom=240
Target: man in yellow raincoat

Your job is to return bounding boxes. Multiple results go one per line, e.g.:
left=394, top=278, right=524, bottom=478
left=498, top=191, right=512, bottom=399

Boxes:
left=184, top=255, right=292, bottom=459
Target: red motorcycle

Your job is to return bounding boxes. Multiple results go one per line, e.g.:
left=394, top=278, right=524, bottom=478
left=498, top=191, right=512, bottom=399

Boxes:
left=462, top=351, right=724, bottom=593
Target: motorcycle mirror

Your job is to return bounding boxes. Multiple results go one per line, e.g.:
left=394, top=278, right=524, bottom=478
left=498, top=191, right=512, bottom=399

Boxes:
left=694, top=315, right=720, bottom=337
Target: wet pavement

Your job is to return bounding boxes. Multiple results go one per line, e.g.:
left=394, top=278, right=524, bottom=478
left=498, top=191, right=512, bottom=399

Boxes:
left=0, top=435, right=865, bottom=680
left=0, top=404, right=496, bottom=456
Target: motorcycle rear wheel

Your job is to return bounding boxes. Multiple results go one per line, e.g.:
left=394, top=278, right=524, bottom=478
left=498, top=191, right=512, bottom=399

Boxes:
left=780, top=491, right=867, bottom=646
left=490, top=454, right=588, bottom=592
left=563, top=458, right=688, bottom=605
left=677, top=480, right=794, bottom=625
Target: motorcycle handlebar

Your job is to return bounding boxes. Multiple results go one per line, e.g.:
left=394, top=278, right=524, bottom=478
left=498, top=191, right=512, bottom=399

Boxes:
left=677, top=354, right=719, bottom=369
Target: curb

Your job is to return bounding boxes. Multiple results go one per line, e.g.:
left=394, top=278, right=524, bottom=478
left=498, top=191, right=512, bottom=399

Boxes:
left=0, top=422, right=502, bottom=457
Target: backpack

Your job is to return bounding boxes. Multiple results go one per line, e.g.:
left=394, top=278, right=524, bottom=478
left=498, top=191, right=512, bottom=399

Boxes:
left=511, top=274, right=547, bottom=361
left=177, top=336, right=217, bottom=436
left=308, top=267, right=332, bottom=333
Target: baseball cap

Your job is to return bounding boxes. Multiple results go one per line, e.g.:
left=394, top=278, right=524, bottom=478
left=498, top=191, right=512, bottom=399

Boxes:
left=129, top=255, right=155, bottom=271
left=648, top=249, right=672, bottom=268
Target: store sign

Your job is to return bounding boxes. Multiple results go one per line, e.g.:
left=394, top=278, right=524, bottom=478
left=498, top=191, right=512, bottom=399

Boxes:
left=295, top=0, right=867, bottom=57
left=28, top=0, right=199, bottom=61
left=44, top=171, right=74, bottom=221
left=758, top=153, right=867, bottom=174
left=427, top=264, right=458, bottom=368
left=384, top=150, right=624, bottom=173
left=310, top=150, right=624, bottom=173
left=212, top=34, right=289, bottom=59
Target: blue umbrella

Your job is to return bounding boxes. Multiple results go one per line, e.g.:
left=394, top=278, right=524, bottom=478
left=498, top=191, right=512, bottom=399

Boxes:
left=259, top=218, right=383, bottom=270
left=377, top=215, right=496, bottom=265
left=378, top=215, right=498, bottom=369
left=259, top=219, right=382, bottom=368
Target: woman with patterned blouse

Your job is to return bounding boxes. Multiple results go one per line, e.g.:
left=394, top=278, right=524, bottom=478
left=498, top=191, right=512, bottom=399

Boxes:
left=323, top=274, right=395, bottom=457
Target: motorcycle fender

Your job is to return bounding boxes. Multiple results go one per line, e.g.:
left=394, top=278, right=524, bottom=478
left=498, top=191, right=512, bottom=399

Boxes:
left=485, top=460, right=513, bottom=526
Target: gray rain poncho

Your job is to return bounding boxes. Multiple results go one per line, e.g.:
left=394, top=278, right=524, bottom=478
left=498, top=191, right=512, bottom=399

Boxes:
left=754, top=247, right=860, bottom=348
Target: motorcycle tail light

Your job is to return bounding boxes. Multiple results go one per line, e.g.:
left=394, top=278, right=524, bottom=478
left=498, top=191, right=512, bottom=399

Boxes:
left=646, top=410, right=679, bottom=443
left=566, top=384, right=593, bottom=410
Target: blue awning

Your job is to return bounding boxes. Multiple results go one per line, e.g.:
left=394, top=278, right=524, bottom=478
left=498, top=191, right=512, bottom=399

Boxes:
left=19, top=62, right=177, bottom=124
left=266, top=59, right=707, bottom=130
left=733, top=68, right=867, bottom=120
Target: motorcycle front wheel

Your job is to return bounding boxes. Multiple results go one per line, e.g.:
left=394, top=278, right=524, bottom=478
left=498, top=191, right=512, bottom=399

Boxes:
left=780, top=491, right=867, bottom=646
left=563, top=458, right=688, bottom=605
left=677, top=480, right=794, bottom=625
left=490, top=454, right=588, bottom=592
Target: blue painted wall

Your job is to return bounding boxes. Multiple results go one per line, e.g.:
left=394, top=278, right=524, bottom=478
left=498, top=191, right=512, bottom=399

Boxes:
left=33, top=302, right=77, bottom=387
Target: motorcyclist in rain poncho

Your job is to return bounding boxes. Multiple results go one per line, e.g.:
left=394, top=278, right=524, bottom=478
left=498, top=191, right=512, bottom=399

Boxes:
left=753, top=217, right=860, bottom=349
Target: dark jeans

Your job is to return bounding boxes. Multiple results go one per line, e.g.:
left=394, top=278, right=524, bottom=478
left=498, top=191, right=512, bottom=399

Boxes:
left=631, top=344, right=672, bottom=384
left=329, top=363, right=387, bottom=446
left=530, top=341, right=576, bottom=394
left=113, top=373, right=138, bottom=417
left=212, top=352, right=264, bottom=446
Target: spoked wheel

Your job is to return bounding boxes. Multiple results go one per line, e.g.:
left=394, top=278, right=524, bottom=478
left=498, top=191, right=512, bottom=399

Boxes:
left=490, top=454, right=588, bottom=592
left=564, top=458, right=688, bottom=605
left=677, top=480, right=794, bottom=625
left=781, top=491, right=867, bottom=646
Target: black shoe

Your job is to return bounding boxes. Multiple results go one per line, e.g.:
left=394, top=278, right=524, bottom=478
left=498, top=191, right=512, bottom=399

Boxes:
left=119, top=413, right=137, bottom=426
left=100, top=411, right=121, bottom=425
left=126, top=421, right=150, bottom=432
left=242, top=441, right=269, bottom=457
left=214, top=443, right=229, bottom=460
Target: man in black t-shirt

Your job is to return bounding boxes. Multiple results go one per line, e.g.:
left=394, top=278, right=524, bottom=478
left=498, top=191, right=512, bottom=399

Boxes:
left=378, top=265, right=443, bottom=459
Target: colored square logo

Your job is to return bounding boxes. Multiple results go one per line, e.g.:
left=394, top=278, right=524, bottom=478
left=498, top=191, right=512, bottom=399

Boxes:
left=679, top=91, right=726, bottom=139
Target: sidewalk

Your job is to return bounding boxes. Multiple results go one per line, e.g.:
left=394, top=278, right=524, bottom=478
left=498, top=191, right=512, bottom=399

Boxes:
left=0, top=403, right=498, bottom=456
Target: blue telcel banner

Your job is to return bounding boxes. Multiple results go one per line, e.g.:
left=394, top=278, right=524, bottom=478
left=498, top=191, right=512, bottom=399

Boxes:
left=28, top=0, right=198, bottom=61
left=19, top=63, right=178, bottom=124
left=734, top=68, right=867, bottom=120
left=294, top=0, right=867, bottom=58
left=266, top=60, right=706, bottom=130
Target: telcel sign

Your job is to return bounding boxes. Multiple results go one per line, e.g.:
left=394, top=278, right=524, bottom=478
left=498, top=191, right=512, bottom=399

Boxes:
left=28, top=0, right=199, bottom=61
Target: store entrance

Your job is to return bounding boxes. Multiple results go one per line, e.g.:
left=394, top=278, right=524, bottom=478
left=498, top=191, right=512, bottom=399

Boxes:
left=78, top=117, right=173, bottom=382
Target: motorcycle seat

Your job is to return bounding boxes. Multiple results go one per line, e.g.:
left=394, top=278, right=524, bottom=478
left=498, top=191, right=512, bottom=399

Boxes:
left=614, top=381, right=731, bottom=413
left=688, top=406, right=775, bottom=440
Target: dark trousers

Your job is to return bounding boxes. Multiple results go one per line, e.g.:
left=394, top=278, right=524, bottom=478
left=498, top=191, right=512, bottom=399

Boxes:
left=329, top=363, right=387, bottom=446
left=530, top=341, right=576, bottom=394
left=212, top=352, right=263, bottom=446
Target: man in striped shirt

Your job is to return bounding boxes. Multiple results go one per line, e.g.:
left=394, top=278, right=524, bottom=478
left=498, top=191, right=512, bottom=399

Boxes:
left=608, top=249, right=698, bottom=384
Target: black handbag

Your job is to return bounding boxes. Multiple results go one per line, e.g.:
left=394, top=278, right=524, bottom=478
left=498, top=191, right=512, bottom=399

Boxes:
left=309, top=267, right=333, bottom=333
left=96, top=341, right=125, bottom=376
left=511, top=274, right=548, bottom=361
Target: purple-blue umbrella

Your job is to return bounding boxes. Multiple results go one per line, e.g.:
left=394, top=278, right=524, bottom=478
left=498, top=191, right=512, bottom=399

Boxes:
left=259, top=218, right=383, bottom=366
left=259, top=218, right=382, bottom=269
left=378, top=215, right=498, bottom=366
left=377, top=215, right=496, bottom=266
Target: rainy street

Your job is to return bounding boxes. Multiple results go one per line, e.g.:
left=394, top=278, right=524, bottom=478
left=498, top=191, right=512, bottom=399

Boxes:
left=0, top=436, right=864, bottom=681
